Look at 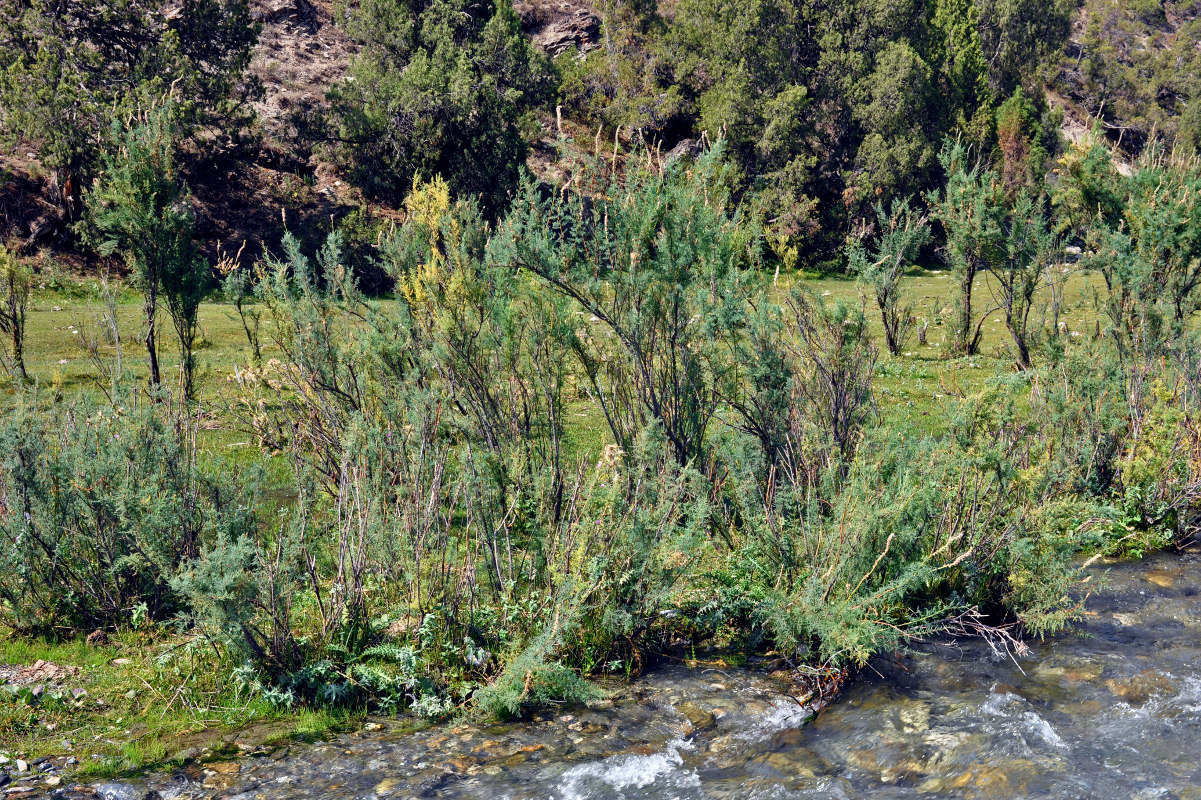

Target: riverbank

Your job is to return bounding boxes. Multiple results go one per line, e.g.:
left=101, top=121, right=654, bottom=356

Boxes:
left=9, top=544, right=1198, bottom=799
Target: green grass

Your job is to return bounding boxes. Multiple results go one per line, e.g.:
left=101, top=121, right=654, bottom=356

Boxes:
left=0, top=627, right=356, bottom=777
left=3, top=266, right=1110, bottom=454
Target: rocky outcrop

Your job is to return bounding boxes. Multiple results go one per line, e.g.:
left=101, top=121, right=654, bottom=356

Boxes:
left=516, top=0, right=602, bottom=57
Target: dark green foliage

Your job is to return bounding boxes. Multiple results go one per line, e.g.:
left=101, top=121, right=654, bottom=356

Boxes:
left=330, top=0, right=554, bottom=213
left=0, top=0, right=260, bottom=212
left=994, top=87, right=1049, bottom=198
left=554, top=0, right=686, bottom=137
left=559, top=0, right=1072, bottom=265
left=1050, top=136, right=1125, bottom=237
left=974, top=0, right=1073, bottom=97
left=931, top=0, right=992, bottom=145
left=1118, top=149, right=1201, bottom=325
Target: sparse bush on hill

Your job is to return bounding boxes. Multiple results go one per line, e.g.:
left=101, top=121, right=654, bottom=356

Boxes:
left=0, top=0, right=260, bottom=219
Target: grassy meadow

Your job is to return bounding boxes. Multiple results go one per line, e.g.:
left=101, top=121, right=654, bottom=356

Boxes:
left=8, top=264, right=1108, bottom=442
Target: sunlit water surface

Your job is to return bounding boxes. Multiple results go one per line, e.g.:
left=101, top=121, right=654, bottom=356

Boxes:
left=104, top=548, right=1201, bottom=800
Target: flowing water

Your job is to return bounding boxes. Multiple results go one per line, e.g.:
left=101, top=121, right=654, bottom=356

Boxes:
left=91, top=547, right=1200, bottom=800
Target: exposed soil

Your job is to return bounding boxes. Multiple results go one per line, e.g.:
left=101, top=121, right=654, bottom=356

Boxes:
left=0, top=660, right=79, bottom=689
left=248, top=0, right=356, bottom=151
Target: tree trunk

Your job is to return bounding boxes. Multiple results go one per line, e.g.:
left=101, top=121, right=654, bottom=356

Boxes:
left=1007, top=316, right=1030, bottom=369
left=10, top=322, right=25, bottom=381
left=959, top=266, right=976, bottom=355
left=145, top=281, right=161, bottom=389
left=878, top=293, right=901, bottom=356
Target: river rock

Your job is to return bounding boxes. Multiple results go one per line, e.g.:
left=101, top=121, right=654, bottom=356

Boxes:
left=1105, top=670, right=1176, bottom=705
left=1063, top=663, right=1103, bottom=682
left=676, top=701, right=716, bottom=731
left=762, top=751, right=817, bottom=778
left=918, top=759, right=1037, bottom=800
left=373, top=777, right=400, bottom=796
left=896, top=699, right=931, bottom=733
left=1144, top=569, right=1175, bottom=588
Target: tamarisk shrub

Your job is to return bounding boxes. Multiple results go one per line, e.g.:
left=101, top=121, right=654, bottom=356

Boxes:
left=85, top=96, right=210, bottom=397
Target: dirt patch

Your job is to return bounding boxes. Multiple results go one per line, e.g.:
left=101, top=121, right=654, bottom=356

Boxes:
left=249, top=0, right=356, bottom=150
left=0, top=659, right=79, bottom=687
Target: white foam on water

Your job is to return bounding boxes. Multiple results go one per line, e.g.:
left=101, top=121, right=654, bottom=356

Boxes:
left=1021, top=711, right=1067, bottom=749
left=556, top=738, right=700, bottom=800
left=733, top=697, right=814, bottom=742
left=977, top=687, right=1068, bottom=753
left=1160, top=674, right=1201, bottom=709
left=980, top=687, right=1022, bottom=716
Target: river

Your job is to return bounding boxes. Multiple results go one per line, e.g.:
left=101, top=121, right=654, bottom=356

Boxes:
left=88, top=545, right=1199, bottom=800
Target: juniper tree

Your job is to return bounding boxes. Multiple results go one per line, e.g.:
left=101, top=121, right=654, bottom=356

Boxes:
left=85, top=98, right=209, bottom=397
left=0, top=0, right=259, bottom=218
left=331, top=0, right=554, bottom=214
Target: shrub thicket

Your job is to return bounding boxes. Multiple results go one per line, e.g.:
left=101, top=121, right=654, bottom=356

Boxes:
left=2, top=144, right=1200, bottom=721
left=0, top=390, right=257, bottom=632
